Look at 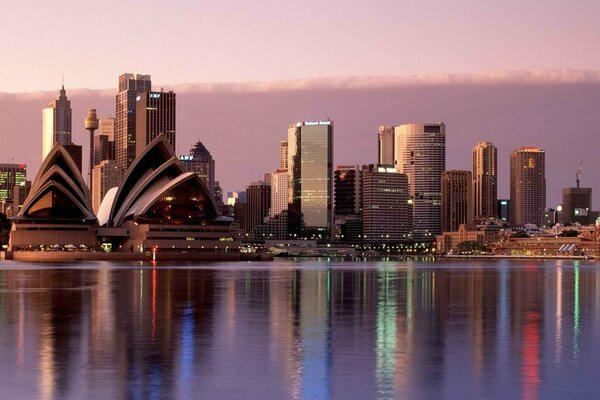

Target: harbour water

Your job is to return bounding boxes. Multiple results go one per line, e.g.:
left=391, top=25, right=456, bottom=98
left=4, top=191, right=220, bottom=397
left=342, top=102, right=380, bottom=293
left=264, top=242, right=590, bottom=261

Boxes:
left=0, top=259, right=598, bottom=399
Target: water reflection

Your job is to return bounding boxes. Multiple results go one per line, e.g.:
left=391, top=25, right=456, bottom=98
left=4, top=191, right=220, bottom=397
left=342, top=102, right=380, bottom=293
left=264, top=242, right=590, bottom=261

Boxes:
left=0, top=261, right=598, bottom=399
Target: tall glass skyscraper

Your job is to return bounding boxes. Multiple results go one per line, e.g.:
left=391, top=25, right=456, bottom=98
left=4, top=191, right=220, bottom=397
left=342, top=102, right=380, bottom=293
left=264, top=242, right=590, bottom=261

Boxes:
left=395, top=123, right=446, bottom=242
left=42, top=85, right=72, bottom=160
left=115, top=73, right=152, bottom=171
left=287, top=121, right=334, bottom=239
left=472, top=141, right=497, bottom=220
left=510, top=147, right=546, bottom=226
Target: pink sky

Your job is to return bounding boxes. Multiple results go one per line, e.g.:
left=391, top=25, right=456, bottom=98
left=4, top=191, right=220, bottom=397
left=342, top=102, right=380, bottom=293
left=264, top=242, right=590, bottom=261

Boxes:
left=1, top=1, right=599, bottom=92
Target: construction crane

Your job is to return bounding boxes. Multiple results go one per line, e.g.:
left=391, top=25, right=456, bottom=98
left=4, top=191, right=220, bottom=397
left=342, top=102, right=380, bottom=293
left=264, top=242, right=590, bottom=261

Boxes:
left=576, top=160, right=583, bottom=189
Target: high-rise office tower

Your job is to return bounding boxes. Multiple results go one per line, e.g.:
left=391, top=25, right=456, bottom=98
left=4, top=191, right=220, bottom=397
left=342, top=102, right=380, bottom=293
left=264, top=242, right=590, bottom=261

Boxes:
left=441, top=170, right=473, bottom=232
left=245, top=181, right=271, bottom=234
left=135, top=90, right=176, bottom=156
left=334, top=165, right=361, bottom=216
left=179, top=140, right=216, bottom=195
left=361, top=164, right=410, bottom=243
left=561, top=187, right=592, bottom=225
left=91, top=160, right=123, bottom=213
left=41, top=85, right=82, bottom=171
left=334, top=165, right=362, bottom=242
left=99, top=117, right=115, bottom=140
left=94, top=118, right=115, bottom=166
left=510, top=147, right=546, bottom=226
left=472, top=141, right=497, bottom=220
left=42, top=85, right=72, bottom=160
left=378, top=125, right=395, bottom=165
left=94, top=134, right=114, bottom=166
left=288, top=120, right=334, bottom=239
left=280, top=141, right=288, bottom=169
left=115, top=73, right=152, bottom=171
left=394, top=123, right=446, bottom=242
left=0, top=164, right=27, bottom=205
left=270, top=169, right=289, bottom=217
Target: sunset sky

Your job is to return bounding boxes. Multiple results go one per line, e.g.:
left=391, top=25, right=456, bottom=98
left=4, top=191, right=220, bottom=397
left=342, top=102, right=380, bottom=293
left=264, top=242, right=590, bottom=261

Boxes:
left=0, top=1, right=599, bottom=206
left=1, top=1, right=599, bottom=91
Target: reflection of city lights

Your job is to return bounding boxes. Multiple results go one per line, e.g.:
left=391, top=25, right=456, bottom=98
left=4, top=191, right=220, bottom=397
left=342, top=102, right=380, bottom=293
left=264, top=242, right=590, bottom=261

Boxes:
left=573, top=265, right=580, bottom=362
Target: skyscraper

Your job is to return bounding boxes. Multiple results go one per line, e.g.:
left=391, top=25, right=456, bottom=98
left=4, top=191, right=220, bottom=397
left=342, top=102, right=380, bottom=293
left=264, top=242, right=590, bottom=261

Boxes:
left=334, top=165, right=361, bottom=216
left=245, top=181, right=271, bottom=235
left=42, top=85, right=72, bottom=160
left=270, top=168, right=289, bottom=217
left=287, top=120, right=334, bottom=239
left=115, top=73, right=152, bottom=171
left=41, top=85, right=82, bottom=171
left=0, top=164, right=26, bottom=205
left=280, top=140, right=288, bottom=169
left=99, top=117, right=115, bottom=140
left=378, top=125, right=395, bottom=165
left=361, top=164, right=410, bottom=243
left=441, top=170, right=473, bottom=232
left=510, top=147, right=546, bottom=226
left=394, top=123, right=446, bottom=242
left=135, top=90, right=176, bottom=156
left=179, top=140, right=216, bottom=195
left=472, top=141, right=497, bottom=220
left=561, top=187, right=592, bottom=225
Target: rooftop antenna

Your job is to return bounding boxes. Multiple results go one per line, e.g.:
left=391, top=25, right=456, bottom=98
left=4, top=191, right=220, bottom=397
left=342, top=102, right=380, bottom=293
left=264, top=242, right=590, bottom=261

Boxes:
left=576, top=159, right=583, bottom=189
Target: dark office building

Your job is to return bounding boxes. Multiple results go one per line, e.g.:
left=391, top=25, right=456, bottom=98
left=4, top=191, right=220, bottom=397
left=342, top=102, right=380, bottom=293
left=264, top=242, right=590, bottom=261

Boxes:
left=497, top=199, right=510, bottom=223
left=561, top=187, right=592, bottom=225
left=63, top=144, right=83, bottom=173
left=245, top=181, right=271, bottom=235
left=361, top=164, right=410, bottom=243
left=115, top=73, right=152, bottom=171
left=136, top=90, right=176, bottom=157
left=179, top=140, right=215, bottom=194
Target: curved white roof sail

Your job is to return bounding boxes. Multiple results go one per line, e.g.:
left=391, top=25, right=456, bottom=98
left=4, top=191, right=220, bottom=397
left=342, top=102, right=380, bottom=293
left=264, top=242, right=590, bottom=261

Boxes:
left=109, top=134, right=175, bottom=224
left=97, top=187, right=118, bottom=227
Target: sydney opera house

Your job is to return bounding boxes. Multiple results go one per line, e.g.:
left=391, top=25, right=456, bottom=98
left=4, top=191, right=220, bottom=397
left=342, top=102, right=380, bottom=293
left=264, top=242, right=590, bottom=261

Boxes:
left=8, top=135, right=240, bottom=259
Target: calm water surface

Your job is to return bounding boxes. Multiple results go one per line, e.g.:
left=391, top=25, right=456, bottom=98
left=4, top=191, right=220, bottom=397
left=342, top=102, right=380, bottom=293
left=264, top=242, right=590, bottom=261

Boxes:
left=0, top=259, right=598, bottom=400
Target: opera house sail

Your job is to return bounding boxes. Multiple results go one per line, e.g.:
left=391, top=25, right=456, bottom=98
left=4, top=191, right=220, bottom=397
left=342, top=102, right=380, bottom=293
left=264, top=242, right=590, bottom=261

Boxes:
left=9, top=144, right=98, bottom=250
left=96, top=134, right=238, bottom=254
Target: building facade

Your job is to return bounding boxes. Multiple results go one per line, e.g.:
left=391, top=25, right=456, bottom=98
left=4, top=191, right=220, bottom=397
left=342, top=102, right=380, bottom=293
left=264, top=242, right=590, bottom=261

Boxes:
left=334, top=165, right=361, bottom=216
left=472, top=141, right=497, bottom=219
left=135, top=90, right=176, bottom=157
left=510, top=147, right=546, bottom=226
left=115, top=73, right=152, bottom=171
left=361, top=164, right=410, bottom=243
left=42, top=85, right=72, bottom=161
left=270, top=169, right=288, bottom=217
left=441, top=170, right=473, bottom=232
left=245, top=181, right=271, bottom=235
left=561, top=187, right=592, bottom=225
left=179, top=141, right=216, bottom=195
left=0, top=164, right=26, bottom=205
left=394, top=123, right=446, bottom=242
left=280, top=140, right=288, bottom=169
left=378, top=125, right=395, bottom=165
left=287, top=121, right=334, bottom=239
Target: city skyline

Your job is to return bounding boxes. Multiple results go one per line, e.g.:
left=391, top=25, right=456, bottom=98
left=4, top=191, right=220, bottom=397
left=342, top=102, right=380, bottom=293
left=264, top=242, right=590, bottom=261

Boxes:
left=0, top=74, right=598, bottom=210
